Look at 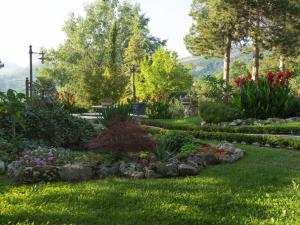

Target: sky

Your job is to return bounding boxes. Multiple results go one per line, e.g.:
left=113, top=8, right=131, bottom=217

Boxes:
left=0, top=0, right=193, bottom=67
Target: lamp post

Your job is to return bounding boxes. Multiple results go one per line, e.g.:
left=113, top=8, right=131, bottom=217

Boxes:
left=131, top=64, right=136, bottom=103
left=29, top=45, right=45, bottom=97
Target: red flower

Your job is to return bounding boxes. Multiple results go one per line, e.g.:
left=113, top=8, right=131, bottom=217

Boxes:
left=267, top=71, right=275, bottom=80
left=278, top=70, right=284, bottom=78
left=247, top=73, right=252, bottom=81
left=234, top=77, right=241, bottom=85
left=241, top=77, right=246, bottom=85
left=279, top=78, right=285, bottom=85
left=285, top=70, right=292, bottom=79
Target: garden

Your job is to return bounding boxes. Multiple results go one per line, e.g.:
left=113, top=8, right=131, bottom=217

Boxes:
left=1, top=0, right=300, bottom=224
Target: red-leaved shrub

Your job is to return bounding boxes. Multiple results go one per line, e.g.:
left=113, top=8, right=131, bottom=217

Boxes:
left=88, top=119, right=156, bottom=153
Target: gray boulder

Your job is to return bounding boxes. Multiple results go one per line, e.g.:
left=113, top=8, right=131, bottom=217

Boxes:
left=119, top=161, right=143, bottom=178
left=6, top=161, right=23, bottom=178
left=96, top=162, right=120, bottom=179
left=144, top=168, right=162, bottom=178
left=59, top=164, right=94, bottom=182
left=178, top=164, right=198, bottom=176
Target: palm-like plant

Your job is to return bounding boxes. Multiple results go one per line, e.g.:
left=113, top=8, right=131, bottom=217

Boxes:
left=0, top=89, right=26, bottom=138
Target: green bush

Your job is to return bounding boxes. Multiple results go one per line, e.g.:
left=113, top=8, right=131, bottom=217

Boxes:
left=288, top=97, right=300, bottom=117
left=198, top=101, right=241, bottom=123
left=234, top=71, right=294, bottom=119
left=147, top=100, right=172, bottom=119
left=24, top=102, right=95, bottom=148
left=155, top=130, right=300, bottom=150
left=142, top=119, right=300, bottom=135
left=169, top=98, right=185, bottom=119
left=178, top=142, right=199, bottom=159
left=98, top=103, right=131, bottom=128
left=162, top=133, right=196, bottom=153
left=0, top=138, right=15, bottom=163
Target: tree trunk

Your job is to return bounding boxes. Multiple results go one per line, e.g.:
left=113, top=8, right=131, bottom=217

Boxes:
left=223, top=35, right=232, bottom=86
left=252, top=42, right=260, bottom=79
left=279, top=54, right=285, bottom=73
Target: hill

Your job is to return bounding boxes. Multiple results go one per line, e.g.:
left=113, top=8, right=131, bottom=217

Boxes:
left=181, top=50, right=252, bottom=77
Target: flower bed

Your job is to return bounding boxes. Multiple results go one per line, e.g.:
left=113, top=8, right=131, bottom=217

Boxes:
left=4, top=143, right=245, bottom=184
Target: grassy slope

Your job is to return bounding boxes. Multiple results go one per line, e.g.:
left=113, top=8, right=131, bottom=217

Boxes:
left=1, top=144, right=300, bottom=225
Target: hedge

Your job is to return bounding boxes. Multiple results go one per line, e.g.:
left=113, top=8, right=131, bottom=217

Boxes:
left=148, top=129, right=300, bottom=150
left=143, top=119, right=300, bottom=135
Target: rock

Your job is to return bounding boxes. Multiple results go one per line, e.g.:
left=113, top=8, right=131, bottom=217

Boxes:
left=265, top=144, right=271, bottom=147
left=187, top=155, right=206, bottom=167
left=165, top=163, right=179, bottom=177
left=0, top=160, right=5, bottom=174
left=6, top=161, right=23, bottom=178
left=144, top=168, right=162, bottom=178
left=252, top=142, right=260, bottom=146
left=241, top=141, right=247, bottom=145
left=119, top=161, right=143, bottom=178
left=59, top=164, right=94, bottom=182
left=200, top=121, right=207, bottom=126
left=96, top=162, right=120, bottom=179
left=178, top=164, right=198, bottom=176
left=229, top=122, right=238, bottom=126
left=131, top=171, right=145, bottom=179
left=203, top=153, right=219, bottom=165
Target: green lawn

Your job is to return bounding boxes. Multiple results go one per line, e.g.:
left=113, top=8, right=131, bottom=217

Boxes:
left=143, top=118, right=300, bottom=135
left=1, top=144, right=300, bottom=224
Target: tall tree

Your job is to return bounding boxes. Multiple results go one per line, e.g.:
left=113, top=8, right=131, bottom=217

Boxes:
left=185, top=0, right=248, bottom=85
left=137, top=49, right=193, bottom=100
left=39, top=0, right=164, bottom=107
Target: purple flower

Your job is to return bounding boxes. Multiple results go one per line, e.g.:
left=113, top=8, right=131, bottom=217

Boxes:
left=35, top=159, right=46, bottom=166
left=47, top=157, right=54, bottom=161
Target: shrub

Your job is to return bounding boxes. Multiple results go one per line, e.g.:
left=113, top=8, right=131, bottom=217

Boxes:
left=198, top=101, right=241, bottom=123
left=24, top=102, right=95, bottom=147
left=98, top=103, right=131, bottom=128
left=288, top=97, right=300, bottom=117
left=0, top=89, right=26, bottom=138
left=0, top=138, right=16, bottom=163
left=178, top=142, right=199, bottom=159
left=234, top=70, right=295, bottom=119
left=169, top=98, right=185, bottom=119
left=147, top=97, right=172, bottom=119
left=88, top=119, right=156, bottom=153
left=161, top=133, right=196, bottom=153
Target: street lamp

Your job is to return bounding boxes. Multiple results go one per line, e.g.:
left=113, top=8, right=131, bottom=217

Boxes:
left=0, top=59, right=4, bottom=69
left=29, top=45, right=46, bottom=97
left=131, top=64, right=136, bottom=103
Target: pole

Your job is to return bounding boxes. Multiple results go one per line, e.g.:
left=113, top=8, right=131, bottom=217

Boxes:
left=131, top=64, right=136, bottom=103
left=25, top=77, right=29, bottom=98
left=29, top=45, right=33, bottom=97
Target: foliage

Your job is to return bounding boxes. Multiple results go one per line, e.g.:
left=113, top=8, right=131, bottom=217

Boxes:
left=33, top=76, right=57, bottom=105
left=160, top=133, right=196, bottom=154
left=147, top=97, right=172, bottom=119
left=57, top=91, right=87, bottom=113
left=234, top=70, right=295, bottom=119
left=19, top=147, right=74, bottom=167
left=155, top=136, right=175, bottom=161
left=168, top=98, right=185, bottom=119
left=193, top=74, right=233, bottom=103
left=88, top=119, right=156, bottom=153
left=24, top=101, right=95, bottom=147
left=40, top=1, right=165, bottom=106
left=143, top=119, right=300, bottom=135
left=0, top=138, right=15, bottom=163
left=155, top=130, right=300, bottom=150
left=137, top=49, right=193, bottom=100
left=288, top=97, right=300, bottom=117
left=0, top=89, right=26, bottom=138
left=178, top=143, right=200, bottom=159
left=198, top=101, right=241, bottom=123
left=98, top=104, right=131, bottom=128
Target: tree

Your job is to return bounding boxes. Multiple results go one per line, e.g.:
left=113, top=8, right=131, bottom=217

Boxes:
left=39, top=0, right=164, bottom=107
left=185, top=0, right=248, bottom=85
left=123, top=17, right=146, bottom=100
left=137, top=49, right=193, bottom=100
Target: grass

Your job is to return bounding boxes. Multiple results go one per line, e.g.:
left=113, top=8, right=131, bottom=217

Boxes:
left=143, top=118, right=300, bottom=135
left=1, top=143, right=300, bottom=224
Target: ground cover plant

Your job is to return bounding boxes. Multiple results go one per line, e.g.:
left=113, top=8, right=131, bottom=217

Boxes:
left=1, top=143, right=300, bottom=225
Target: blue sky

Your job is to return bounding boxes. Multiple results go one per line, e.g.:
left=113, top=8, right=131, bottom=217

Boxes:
left=0, top=0, right=193, bottom=67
